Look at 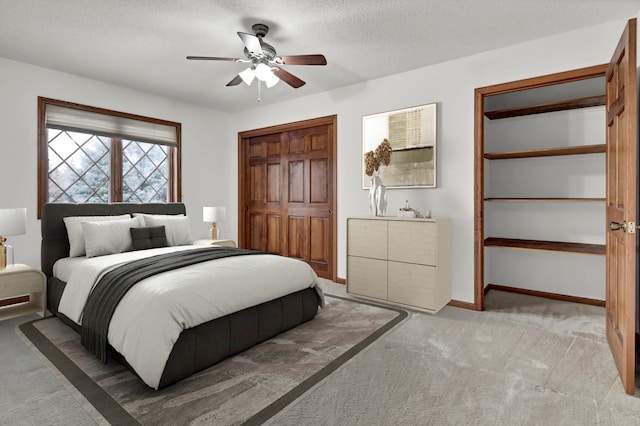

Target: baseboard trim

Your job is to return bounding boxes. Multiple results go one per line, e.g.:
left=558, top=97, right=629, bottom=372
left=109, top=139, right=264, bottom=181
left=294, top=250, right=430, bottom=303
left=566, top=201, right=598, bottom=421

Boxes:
left=335, top=277, right=346, bottom=285
left=486, top=284, right=605, bottom=307
left=447, top=299, right=477, bottom=310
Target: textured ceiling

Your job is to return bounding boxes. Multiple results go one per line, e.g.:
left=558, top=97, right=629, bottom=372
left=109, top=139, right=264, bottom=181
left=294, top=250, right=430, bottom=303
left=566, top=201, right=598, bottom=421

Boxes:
left=1, top=0, right=638, bottom=113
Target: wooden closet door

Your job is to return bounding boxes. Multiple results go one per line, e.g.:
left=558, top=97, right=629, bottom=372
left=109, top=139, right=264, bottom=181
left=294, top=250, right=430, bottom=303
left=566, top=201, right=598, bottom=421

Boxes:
left=282, top=124, right=334, bottom=278
left=245, top=133, right=284, bottom=254
left=239, top=115, right=337, bottom=281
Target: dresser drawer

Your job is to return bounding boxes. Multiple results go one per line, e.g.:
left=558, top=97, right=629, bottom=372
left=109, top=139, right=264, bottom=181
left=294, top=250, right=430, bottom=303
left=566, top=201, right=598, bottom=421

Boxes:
left=347, top=256, right=387, bottom=300
left=387, top=261, right=436, bottom=310
left=347, top=219, right=388, bottom=260
left=388, top=220, right=436, bottom=265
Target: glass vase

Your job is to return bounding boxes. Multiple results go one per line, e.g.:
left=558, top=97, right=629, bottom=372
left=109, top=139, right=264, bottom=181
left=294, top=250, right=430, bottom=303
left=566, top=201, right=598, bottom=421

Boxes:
left=369, top=176, right=380, bottom=215
left=369, top=176, right=386, bottom=216
left=375, top=183, right=386, bottom=216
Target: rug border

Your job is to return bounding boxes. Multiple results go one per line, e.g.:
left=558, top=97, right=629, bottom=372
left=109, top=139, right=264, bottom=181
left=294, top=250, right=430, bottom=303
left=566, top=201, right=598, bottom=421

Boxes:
left=19, top=294, right=408, bottom=426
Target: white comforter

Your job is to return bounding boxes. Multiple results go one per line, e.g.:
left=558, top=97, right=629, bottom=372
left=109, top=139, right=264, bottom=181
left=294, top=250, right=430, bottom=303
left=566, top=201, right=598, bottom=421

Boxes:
left=56, top=245, right=323, bottom=389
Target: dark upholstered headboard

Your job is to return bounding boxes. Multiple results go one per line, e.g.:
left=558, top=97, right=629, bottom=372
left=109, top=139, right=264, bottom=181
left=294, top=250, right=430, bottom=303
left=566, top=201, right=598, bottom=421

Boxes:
left=41, top=203, right=187, bottom=278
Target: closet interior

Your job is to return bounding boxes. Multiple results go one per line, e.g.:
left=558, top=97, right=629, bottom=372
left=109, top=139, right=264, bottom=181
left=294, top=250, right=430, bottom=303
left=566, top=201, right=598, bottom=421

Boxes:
left=476, top=66, right=608, bottom=308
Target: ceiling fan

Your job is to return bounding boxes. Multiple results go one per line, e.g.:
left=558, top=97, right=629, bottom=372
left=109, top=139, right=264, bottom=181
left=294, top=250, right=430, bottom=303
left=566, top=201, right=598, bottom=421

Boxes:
left=187, top=23, right=327, bottom=93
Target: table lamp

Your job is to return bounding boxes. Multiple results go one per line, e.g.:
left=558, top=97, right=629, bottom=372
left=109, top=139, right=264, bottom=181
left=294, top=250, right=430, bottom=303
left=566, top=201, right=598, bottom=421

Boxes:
left=0, top=208, right=26, bottom=270
left=203, top=206, right=226, bottom=240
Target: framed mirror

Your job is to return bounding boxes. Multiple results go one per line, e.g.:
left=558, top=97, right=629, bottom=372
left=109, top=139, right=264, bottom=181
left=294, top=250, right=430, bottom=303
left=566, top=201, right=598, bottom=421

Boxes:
left=362, top=102, right=437, bottom=189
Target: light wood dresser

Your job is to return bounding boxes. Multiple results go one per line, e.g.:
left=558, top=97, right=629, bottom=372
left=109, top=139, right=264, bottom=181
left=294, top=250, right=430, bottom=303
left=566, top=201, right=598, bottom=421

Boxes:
left=347, top=216, right=451, bottom=313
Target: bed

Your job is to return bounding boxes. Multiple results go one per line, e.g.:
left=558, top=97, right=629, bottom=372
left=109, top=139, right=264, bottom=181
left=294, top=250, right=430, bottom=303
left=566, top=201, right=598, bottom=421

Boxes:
left=41, top=202, right=322, bottom=389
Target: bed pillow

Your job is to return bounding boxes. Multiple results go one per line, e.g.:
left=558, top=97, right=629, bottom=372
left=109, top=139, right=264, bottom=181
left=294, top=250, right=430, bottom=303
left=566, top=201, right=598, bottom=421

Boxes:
left=63, top=214, right=131, bottom=257
left=139, top=214, right=192, bottom=246
left=130, top=226, right=168, bottom=251
left=132, top=213, right=184, bottom=224
left=82, top=216, right=144, bottom=258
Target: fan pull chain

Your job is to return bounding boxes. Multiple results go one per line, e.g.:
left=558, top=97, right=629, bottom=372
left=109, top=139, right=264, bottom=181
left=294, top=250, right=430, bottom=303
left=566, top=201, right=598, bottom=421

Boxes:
left=257, top=79, right=262, bottom=102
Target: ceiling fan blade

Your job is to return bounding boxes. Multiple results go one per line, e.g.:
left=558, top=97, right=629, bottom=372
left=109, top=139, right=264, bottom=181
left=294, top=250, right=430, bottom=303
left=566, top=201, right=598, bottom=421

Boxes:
left=237, top=32, right=262, bottom=55
left=279, top=54, right=327, bottom=66
left=186, top=56, right=240, bottom=61
left=273, top=68, right=306, bottom=88
left=226, top=75, right=243, bottom=86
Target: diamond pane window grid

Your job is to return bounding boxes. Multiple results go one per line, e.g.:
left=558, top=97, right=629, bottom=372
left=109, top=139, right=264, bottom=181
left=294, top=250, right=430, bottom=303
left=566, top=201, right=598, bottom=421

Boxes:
left=47, top=130, right=111, bottom=203
left=49, top=162, right=80, bottom=192
left=148, top=164, right=168, bottom=192
left=47, top=132, right=170, bottom=204
left=122, top=140, right=169, bottom=203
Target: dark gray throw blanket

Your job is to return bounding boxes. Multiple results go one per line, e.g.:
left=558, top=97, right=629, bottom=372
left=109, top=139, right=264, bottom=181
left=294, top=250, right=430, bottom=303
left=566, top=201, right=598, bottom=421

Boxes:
left=81, top=246, right=266, bottom=363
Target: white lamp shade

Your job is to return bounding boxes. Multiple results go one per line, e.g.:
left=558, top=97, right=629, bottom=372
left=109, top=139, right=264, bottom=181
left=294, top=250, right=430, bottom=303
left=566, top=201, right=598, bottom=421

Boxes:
left=254, top=63, right=272, bottom=80
left=239, top=67, right=255, bottom=86
left=264, top=70, right=280, bottom=88
left=203, top=206, right=226, bottom=223
left=0, top=208, right=26, bottom=236
left=254, top=63, right=280, bottom=88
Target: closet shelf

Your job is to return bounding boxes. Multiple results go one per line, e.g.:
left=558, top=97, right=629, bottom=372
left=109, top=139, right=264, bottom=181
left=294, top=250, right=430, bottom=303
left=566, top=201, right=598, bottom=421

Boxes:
left=484, top=197, right=605, bottom=202
left=484, top=95, right=606, bottom=120
left=484, top=237, right=605, bottom=256
left=484, top=144, right=606, bottom=160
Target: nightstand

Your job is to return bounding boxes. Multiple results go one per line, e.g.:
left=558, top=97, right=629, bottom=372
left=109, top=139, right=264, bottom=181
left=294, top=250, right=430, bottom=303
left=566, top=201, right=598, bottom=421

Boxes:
left=0, top=264, right=47, bottom=320
left=193, top=239, right=237, bottom=248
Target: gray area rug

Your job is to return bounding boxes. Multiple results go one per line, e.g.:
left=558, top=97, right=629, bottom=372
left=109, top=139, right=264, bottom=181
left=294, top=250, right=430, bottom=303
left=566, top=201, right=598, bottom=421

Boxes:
left=19, top=295, right=406, bottom=425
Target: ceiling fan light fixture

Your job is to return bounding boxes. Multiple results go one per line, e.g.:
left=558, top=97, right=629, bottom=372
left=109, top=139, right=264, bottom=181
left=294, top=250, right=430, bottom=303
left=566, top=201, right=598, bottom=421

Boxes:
left=254, top=62, right=279, bottom=88
left=264, top=70, right=280, bottom=88
left=239, top=67, right=255, bottom=85
left=254, top=63, right=272, bottom=81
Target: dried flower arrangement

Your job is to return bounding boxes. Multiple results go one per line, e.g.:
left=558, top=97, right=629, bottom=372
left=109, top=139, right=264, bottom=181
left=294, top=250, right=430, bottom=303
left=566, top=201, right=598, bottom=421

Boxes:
left=364, top=138, right=392, bottom=176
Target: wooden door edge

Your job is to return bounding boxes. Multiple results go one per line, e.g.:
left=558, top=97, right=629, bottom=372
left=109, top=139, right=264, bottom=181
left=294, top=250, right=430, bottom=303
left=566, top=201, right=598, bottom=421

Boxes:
left=330, top=117, right=338, bottom=282
left=474, top=88, right=485, bottom=311
left=237, top=133, right=248, bottom=248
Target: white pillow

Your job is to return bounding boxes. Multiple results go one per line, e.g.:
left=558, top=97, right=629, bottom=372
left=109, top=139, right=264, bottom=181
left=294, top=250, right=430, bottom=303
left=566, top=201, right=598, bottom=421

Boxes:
left=82, top=216, right=144, bottom=258
left=143, top=214, right=192, bottom=246
left=63, top=214, right=131, bottom=257
left=132, top=213, right=184, bottom=224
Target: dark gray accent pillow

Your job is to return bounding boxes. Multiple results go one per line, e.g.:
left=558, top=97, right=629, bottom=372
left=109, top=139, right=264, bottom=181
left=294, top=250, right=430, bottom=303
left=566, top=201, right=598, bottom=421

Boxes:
left=130, top=226, right=168, bottom=251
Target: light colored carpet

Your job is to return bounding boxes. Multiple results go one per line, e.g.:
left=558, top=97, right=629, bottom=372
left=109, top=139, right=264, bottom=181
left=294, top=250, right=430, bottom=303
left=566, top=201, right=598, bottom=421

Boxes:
left=4, top=280, right=640, bottom=425
left=266, top=284, right=640, bottom=425
left=0, top=314, right=97, bottom=425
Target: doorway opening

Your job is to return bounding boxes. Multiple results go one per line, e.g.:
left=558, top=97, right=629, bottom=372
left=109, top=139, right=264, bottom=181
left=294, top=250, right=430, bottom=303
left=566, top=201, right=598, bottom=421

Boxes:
left=474, top=65, right=607, bottom=311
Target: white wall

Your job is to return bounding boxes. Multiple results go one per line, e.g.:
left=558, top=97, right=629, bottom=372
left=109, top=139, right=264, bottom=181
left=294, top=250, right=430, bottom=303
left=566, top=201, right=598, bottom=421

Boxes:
left=0, top=17, right=632, bottom=304
left=0, top=57, right=232, bottom=269
left=226, top=18, right=630, bottom=303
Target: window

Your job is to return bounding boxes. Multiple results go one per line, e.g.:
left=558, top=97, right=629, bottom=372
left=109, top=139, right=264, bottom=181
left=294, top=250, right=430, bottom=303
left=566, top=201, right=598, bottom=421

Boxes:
left=37, top=97, right=181, bottom=217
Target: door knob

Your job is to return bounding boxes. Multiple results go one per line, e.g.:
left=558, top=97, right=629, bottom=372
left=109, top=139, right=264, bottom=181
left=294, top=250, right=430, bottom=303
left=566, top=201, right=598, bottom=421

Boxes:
left=609, top=221, right=626, bottom=231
